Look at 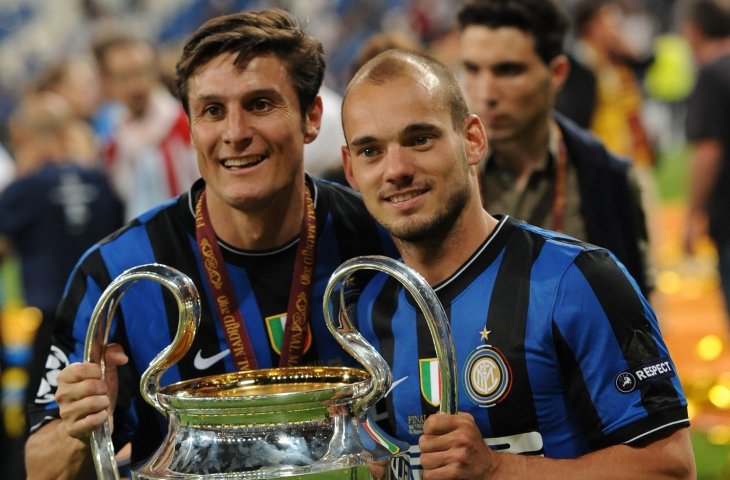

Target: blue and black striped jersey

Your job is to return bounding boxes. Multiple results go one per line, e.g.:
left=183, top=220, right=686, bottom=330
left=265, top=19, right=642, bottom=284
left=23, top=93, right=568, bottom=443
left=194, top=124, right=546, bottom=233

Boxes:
left=355, top=216, right=688, bottom=472
left=28, top=176, right=397, bottom=464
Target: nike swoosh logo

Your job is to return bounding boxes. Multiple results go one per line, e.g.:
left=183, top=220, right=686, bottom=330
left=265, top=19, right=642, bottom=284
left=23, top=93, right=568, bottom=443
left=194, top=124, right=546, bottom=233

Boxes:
left=193, top=348, right=230, bottom=370
left=385, top=376, right=408, bottom=397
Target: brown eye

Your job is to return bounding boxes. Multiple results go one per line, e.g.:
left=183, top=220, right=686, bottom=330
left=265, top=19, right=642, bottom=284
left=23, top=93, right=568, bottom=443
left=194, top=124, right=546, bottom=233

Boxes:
left=250, top=99, right=273, bottom=112
left=202, top=104, right=223, bottom=117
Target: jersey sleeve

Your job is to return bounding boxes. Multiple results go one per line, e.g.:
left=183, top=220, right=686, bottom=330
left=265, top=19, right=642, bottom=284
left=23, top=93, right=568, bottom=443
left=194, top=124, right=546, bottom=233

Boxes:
left=550, top=248, right=688, bottom=450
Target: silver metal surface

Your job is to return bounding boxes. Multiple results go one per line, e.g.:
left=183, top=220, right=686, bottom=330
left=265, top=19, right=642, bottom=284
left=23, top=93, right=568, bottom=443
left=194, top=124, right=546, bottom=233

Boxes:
left=83, top=263, right=201, bottom=480
left=323, top=255, right=457, bottom=414
left=84, top=257, right=455, bottom=479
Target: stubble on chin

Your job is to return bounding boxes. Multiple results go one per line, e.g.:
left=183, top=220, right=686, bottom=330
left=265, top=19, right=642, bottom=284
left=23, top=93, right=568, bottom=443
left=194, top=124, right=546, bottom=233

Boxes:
left=386, top=182, right=470, bottom=245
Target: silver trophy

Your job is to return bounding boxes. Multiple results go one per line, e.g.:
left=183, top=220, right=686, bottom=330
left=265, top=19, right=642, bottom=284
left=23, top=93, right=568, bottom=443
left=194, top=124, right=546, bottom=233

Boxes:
left=84, top=257, right=456, bottom=479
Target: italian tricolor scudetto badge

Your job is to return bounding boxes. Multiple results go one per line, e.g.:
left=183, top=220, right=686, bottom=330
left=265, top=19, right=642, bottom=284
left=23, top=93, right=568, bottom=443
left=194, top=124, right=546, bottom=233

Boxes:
left=265, top=313, right=312, bottom=354
left=419, top=358, right=441, bottom=407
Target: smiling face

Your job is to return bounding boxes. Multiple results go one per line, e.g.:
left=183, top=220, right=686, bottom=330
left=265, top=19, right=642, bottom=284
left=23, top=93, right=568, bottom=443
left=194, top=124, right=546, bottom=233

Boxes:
left=342, top=70, right=485, bottom=244
left=187, top=52, right=321, bottom=213
left=459, top=25, right=566, bottom=147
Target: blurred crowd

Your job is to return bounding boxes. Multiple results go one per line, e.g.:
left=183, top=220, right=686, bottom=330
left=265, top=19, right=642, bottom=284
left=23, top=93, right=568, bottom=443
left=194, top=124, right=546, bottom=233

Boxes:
left=0, top=0, right=726, bottom=479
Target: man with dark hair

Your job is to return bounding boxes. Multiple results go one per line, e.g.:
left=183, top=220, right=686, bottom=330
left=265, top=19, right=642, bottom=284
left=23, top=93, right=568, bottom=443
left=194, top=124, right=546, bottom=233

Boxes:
left=456, top=0, right=653, bottom=297
left=342, top=47, right=695, bottom=479
left=24, top=10, right=396, bottom=478
left=682, top=0, right=730, bottom=331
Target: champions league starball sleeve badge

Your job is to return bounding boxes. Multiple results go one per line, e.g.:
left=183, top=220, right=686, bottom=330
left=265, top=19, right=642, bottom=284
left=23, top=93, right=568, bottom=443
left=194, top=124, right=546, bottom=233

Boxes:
left=84, top=257, right=457, bottom=479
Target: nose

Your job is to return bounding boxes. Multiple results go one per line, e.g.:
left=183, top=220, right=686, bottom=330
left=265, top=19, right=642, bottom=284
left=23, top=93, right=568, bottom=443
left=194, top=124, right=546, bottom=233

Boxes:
left=470, top=71, right=498, bottom=107
left=382, top=145, right=415, bottom=186
left=221, top=107, right=252, bottom=147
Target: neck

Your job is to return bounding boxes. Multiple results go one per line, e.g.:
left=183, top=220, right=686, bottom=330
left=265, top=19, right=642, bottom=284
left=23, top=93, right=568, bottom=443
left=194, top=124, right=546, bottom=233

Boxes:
left=397, top=196, right=498, bottom=286
left=205, top=181, right=306, bottom=251
left=490, top=119, right=551, bottom=187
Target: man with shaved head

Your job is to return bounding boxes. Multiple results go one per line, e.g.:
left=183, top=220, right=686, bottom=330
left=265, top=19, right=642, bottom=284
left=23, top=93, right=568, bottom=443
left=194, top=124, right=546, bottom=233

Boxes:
left=341, top=48, right=695, bottom=479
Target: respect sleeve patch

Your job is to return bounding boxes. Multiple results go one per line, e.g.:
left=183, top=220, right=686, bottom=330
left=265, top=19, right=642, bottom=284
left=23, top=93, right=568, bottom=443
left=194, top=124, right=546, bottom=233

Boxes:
left=615, top=357, right=675, bottom=393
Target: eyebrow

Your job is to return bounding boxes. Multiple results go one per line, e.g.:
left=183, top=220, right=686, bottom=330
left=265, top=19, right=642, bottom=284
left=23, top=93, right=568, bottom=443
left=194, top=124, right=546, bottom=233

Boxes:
left=192, top=88, right=282, bottom=104
left=403, top=123, right=442, bottom=136
left=350, top=122, right=443, bottom=147
left=349, top=134, right=378, bottom=148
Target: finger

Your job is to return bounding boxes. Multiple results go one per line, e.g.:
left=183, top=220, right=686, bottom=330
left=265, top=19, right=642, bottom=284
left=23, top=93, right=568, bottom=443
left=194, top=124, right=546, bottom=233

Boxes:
left=58, top=393, right=112, bottom=440
left=423, top=412, right=473, bottom=435
left=419, top=449, right=449, bottom=471
left=57, top=383, right=111, bottom=415
left=57, top=362, right=103, bottom=385
left=104, top=343, right=129, bottom=366
left=63, top=409, right=110, bottom=440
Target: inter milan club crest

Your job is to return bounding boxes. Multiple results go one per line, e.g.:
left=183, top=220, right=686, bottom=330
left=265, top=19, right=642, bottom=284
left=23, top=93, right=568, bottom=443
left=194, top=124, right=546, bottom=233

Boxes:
left=463, top=327, right=513, bottom=407
left=265, top=313, right=312, bottom=354
left=419, top=358, right=442, bottom=407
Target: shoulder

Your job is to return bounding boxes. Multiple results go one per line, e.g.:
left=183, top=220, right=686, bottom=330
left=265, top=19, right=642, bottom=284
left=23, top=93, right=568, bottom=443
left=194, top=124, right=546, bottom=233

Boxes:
left=314, top=176, right=362, bottom=203
left=0, top=167, right=52, bottom=199
left=312, top=176, right=397, bottom=257
left=511, top=219, right=630, bottom=283
left=87, top=194, right=187, bottom=259
left=313, top=177, right=371, bottom=221
left=513, top=219, right=594, bottom=257
left=554, top=112, right=631, bottom=174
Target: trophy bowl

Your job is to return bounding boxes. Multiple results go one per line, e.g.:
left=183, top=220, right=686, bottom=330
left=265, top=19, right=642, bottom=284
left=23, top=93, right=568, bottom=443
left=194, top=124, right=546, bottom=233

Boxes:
left=84, top=257, right=456, bottom=479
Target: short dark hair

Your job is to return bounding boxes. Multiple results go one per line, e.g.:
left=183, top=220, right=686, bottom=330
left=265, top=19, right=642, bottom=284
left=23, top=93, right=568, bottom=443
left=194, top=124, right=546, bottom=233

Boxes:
left=457, top=0, right=568, bottom=64
left=175, top=9, right=325, bottom=118
left=345, top=49, right=470, bottom=131
left=686, top=0, right=730, bottom=38
left=92, top=31, right=156, bottom=74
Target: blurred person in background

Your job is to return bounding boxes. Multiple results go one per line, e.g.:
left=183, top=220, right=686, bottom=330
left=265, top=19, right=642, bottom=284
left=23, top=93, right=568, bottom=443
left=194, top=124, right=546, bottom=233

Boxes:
left=0, top=90, right=124, bottom=388
left=0, top=90, right=123, bottom=479
left=681, top=0, right=730, bottom=330
left=557, top=0, right=662, bottom=266
left=93, top=30, right=200, bottom=220
left=558, top=0, right=656, bottom=168
left=33, top=56, right=103, bottom=167
left=456, top=0, right=653, bottom=297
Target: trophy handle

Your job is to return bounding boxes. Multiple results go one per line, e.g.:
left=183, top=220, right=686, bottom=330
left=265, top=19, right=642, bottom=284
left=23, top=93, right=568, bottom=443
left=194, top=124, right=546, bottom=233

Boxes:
left=323, top=255, right=457, bottom=415
left=83, top=263, right=201, bottom=480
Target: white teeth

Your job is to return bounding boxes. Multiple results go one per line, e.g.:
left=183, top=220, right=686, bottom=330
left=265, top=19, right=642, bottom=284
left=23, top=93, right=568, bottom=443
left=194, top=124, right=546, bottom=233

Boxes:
left=390, top=191, right=420, bottom=203
left=222, top=155, right=263, bottom=168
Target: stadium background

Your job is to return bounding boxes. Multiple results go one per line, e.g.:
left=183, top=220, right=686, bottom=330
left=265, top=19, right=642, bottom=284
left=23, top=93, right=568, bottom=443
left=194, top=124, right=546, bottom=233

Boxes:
left=0, top=0, right=728, bottom=478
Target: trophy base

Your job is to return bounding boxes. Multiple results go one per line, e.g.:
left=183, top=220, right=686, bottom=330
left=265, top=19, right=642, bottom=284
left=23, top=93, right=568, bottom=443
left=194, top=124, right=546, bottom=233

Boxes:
left=133, top=452, right=411, bottom=479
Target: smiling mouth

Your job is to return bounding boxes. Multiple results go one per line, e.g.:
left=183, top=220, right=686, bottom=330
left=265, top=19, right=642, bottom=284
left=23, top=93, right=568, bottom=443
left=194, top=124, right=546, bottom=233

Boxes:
left=387, top=189, right=427, bottom=204
left=221, top=155, right=265, bottom=169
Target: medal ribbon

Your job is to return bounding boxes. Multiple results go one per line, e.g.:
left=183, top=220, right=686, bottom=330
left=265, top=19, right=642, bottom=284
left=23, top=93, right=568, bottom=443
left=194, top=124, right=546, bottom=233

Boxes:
left=194, top=186, right=317, bottom=370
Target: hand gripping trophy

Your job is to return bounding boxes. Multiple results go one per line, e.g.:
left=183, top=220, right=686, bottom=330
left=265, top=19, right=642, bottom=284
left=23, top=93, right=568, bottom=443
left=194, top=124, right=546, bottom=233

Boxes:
left=84, top=257, right=457, bottom=479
